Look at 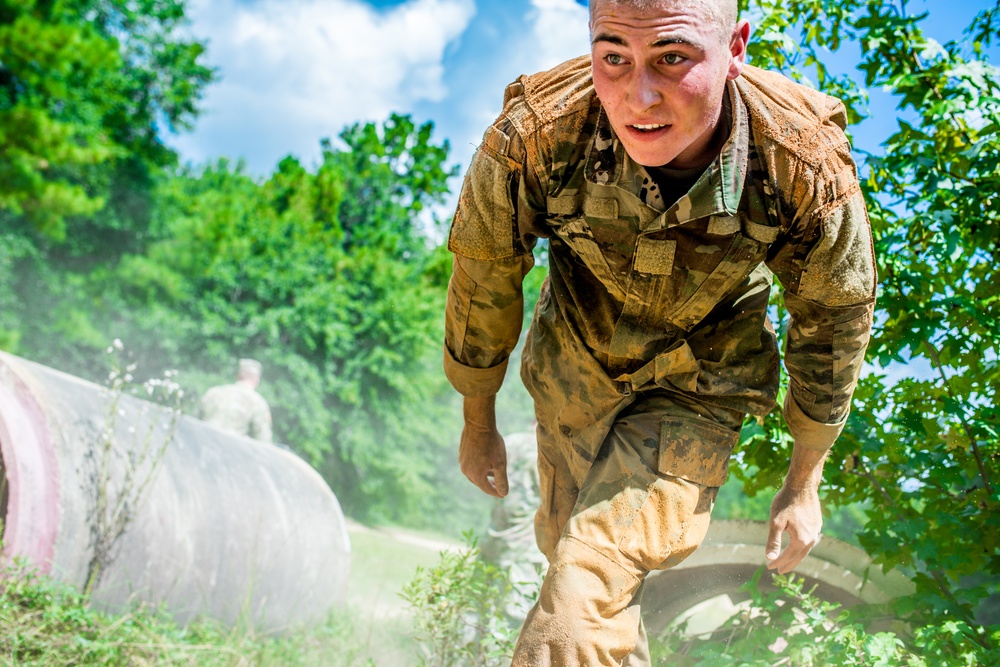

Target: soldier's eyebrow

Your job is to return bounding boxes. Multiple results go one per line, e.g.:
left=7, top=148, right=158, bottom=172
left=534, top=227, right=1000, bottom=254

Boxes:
left=592, top=33, right=704, bottom=50
left=592, top=32, right=626, bottom=46
left=651, top=36, right=700, bottom=49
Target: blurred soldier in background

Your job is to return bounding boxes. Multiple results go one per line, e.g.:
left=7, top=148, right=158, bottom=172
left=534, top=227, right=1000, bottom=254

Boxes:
left=480, top=430, right=548, bottom=623
left=200, top=358, right=273, bottom=442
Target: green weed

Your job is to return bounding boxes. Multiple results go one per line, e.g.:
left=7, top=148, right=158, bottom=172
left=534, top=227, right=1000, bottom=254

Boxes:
left=648, top=570, right=1000, bottom=667
left=400, top=533, right=521, bottom=667
left=0, top=559, right=372, bottom=667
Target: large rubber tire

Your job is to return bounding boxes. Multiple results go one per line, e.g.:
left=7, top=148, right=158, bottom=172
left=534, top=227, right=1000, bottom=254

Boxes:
left=641, top=519, right=913, bottom=635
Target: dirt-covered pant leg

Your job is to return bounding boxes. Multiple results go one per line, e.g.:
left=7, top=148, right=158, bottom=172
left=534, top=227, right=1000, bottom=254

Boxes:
left=519, top=396, right=742, bottom=667
left=621, top=585, right=650, bottom=667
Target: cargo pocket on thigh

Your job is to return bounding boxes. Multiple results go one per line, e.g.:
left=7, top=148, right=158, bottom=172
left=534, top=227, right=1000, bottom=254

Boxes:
left=656, top=416, right=739, bottom=488
left=618, top=416, right=740, bottom=571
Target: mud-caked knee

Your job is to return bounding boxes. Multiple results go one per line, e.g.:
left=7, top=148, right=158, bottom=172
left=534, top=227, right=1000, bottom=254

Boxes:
left=512, top=536, right=644, bottom=667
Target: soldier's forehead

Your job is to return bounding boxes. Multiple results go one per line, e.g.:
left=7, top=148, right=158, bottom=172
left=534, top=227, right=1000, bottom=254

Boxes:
left=589, top=0, right=733, bottom=31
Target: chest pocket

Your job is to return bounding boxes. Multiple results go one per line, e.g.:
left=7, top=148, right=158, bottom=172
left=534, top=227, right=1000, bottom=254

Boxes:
left=548, top=197, right=629, bottom=302
left=661, top=215, right=774, bottom=331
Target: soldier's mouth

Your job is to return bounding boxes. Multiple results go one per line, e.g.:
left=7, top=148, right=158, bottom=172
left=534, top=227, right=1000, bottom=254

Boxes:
left=631, top=123, right=667, bottom=132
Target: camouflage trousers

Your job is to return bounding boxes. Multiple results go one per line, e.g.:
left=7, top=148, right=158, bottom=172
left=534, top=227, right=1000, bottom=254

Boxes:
left=512, top=391, right=744, bottom=667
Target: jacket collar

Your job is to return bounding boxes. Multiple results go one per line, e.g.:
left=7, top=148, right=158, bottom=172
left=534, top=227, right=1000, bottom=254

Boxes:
left=584, top=79, right=749, bottom=228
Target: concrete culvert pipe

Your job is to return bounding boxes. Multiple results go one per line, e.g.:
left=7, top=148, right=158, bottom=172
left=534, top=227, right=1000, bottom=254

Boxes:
left=642, top=519, right=914, bottom=636
left=0, top=351, right=350, bottom=633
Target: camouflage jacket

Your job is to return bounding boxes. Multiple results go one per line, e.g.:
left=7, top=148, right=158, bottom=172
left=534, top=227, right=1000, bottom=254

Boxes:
left=199, top=382, right=273, bottom=443
left=444, top=56, right=876, bottom=455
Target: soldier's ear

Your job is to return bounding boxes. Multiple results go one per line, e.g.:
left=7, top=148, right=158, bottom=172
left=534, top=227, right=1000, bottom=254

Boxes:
left=727, top=20, right=751, bottom=80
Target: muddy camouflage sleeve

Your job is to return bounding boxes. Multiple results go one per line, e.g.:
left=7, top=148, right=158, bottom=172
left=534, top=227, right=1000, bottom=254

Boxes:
left=766, top=129, right=876, bottom=451
left=444, top=109, right=547, bottom=398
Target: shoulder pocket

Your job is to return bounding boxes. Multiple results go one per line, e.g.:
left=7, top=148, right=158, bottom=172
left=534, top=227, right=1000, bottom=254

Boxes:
left=449, top=131, right=519, bottom=261
left=658, top=416, right=740, bottom=487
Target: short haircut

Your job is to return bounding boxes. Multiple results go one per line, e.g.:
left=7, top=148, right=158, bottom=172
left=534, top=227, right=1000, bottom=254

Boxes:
left=237, top=358, right=263, bottom=380
left=589, top=0, right=739, bottom=40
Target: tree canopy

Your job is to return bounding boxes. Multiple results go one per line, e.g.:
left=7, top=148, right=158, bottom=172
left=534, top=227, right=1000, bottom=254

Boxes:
left=732, top=0, right=1000, bottom=661
left=0, top=0, right=212, bottom=238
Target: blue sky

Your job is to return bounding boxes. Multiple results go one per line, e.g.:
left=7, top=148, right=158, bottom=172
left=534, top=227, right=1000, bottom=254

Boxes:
left=167, top=0, right=997, bottom=188
left=168, top=0, right=590, bottom=178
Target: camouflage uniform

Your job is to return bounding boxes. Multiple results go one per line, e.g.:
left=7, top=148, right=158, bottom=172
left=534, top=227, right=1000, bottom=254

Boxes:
left=444, top=57, right=876, bottom=666
left=199, top=382, right=273, bottom=442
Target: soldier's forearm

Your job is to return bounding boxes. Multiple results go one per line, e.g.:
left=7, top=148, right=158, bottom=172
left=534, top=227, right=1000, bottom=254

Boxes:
left=782, top=443, right=828, bottom=492
left=463, top=394, right=498, bottom=432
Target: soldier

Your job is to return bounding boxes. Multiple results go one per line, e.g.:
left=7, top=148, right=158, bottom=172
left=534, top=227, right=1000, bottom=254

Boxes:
left=443, top=0, right=876, bottom=665
left=200, top=358, right=273, bottom=443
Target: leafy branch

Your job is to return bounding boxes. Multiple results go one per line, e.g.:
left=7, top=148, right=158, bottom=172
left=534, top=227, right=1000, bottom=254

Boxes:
left=735, top=1, right=1000, bottom=663
left=922, top=339, right=995, bottom=498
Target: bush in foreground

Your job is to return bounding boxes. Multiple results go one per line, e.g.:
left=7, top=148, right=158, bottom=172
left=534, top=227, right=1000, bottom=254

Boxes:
left=650, top=571, right=1000, bottom=667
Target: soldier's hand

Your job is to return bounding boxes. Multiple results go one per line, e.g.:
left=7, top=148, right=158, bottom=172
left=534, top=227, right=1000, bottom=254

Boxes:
left=459, top=424, right=508, bottom=498
left=765, top=484, right=822, bottom=574
left=459, top=395, right=508, bottom=498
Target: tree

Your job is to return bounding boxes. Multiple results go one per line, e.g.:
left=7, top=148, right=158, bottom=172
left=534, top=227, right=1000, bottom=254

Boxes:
left=0, top=0, right=212, bottom=238
left=98, top=115, right=485, bottom=528
left=732, top=1, right=1000, bottom=662
left=0, top=0, right=212, bottom=366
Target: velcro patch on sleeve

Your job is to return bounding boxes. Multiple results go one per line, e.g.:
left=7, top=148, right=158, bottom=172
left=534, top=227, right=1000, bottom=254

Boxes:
left=797, top=193, right=876, bottom=306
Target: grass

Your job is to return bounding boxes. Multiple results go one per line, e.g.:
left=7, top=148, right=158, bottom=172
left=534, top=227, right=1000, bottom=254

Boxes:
left=1, top=558, right=278, bottom=666
left=342, top=522, right=459, bottom=666
left=0, top=522, right=460, bottom=666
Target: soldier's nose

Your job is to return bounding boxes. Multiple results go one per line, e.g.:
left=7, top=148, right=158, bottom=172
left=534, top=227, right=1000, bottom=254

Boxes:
left=629, top=68, right=662, bottom=111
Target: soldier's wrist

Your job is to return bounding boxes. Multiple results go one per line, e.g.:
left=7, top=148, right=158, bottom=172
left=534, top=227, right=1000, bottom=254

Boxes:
left=782, top=445, right=827, bottom=491
left=463, top=394, right=498, bottom=431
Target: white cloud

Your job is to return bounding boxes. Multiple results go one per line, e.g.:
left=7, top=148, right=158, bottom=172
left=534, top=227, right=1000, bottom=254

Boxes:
left=169, top=0, right=476, bottom=174
left=449, top=0, right=589, bottom=166
left=524, top=0, right=590, bottom=73
left=431, top=0, right=589, bottom=215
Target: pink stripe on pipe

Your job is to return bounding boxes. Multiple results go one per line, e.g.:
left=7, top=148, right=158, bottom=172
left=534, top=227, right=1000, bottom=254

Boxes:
left=0, top=361, right=59, bottom=574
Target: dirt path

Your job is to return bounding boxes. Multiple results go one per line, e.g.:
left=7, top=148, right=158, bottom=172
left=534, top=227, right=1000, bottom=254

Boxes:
left=345, top=519, right=463, bottom=555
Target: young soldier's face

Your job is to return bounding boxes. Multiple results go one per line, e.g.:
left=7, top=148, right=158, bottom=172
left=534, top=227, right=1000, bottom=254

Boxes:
left=590, top=0, right=748, bottom=168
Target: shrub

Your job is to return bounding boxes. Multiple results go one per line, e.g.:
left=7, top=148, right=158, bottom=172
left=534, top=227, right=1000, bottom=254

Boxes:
left=400, top=534, right=522, bottom=667
left=650, top=571, right=1000, bottom=667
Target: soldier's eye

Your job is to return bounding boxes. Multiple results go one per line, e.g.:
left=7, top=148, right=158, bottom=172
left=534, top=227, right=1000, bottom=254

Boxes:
left=662, top=53, right=685, bottom=65
left=605, top=53, right=626, bottom=66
